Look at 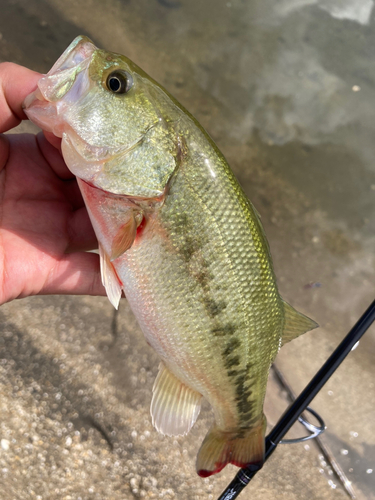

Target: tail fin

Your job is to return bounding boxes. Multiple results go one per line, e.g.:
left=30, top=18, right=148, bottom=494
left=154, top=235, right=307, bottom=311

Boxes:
left=196, top=417, right=266, bottom=477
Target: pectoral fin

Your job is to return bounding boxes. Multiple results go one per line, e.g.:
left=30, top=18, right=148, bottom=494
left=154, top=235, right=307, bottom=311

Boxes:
left=99, top=243, right=122, bottom=309
left=151, top=363, right=202, bottom=437
left=281, top=300, right=318, bottom=346
left=110, top=214, right=138, bottom=261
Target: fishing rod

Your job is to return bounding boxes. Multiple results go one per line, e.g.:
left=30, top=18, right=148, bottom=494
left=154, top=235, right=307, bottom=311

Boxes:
left=217, top=298, right=375, bottom=500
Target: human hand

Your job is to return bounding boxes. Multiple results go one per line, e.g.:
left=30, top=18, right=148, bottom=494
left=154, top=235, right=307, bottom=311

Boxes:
left=0, top=62, right=105, bottom=304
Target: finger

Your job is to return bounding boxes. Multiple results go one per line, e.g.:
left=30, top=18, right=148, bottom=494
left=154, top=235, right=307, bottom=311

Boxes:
left=66, top=206, right=98, bottom=252
left=44, top=131, right=62, bottom=152
left=0, top=134, right=10, bottom=172
left=36, top=132, right=73, bottom=180
left=61, top=179, right=85, bottom=211
left=0, top=62, right=41, bottom=133
left=37, top=133, right=85, bottom=210
left=41, top=251, right=107, bottom=297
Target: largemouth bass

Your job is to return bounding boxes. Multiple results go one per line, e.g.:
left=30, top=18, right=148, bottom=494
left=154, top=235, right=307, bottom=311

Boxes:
left=24, top=36, right=317, bottom=477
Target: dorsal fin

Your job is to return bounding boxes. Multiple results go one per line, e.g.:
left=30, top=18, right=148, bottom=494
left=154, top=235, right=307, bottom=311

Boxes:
left=151, top=363, right=202, bottom=437
left=281, top=300, right=318, bottom=346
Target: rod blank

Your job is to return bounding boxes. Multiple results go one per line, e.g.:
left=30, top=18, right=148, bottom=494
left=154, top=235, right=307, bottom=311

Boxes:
left=217, top=299, right=375, bottom=500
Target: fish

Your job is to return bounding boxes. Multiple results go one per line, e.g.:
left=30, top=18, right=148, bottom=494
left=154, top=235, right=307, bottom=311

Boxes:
left=23, top=36, right=317, bottom=477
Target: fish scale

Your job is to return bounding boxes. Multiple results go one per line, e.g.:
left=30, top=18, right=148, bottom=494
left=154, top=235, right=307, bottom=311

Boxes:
left=24, top=35, right=317, bottom=477
left=119, top=120, right=283, bottom=429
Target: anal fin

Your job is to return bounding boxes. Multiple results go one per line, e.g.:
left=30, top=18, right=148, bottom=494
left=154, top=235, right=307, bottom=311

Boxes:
left=151, top=363, right=202, bottom=437
left=99, top=243, right=122, bottom=309
left=281, top=300, right=318, bottom=346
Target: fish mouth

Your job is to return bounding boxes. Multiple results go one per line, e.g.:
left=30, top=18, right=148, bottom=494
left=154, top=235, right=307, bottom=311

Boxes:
left=62, top=125, right=147, bottom=164
left=26, top=35, right=96, bottom=104
left=23, top=36, right=97, bottom=136
left=24, top=35, right=150, bottom=176
left=25, top=93, right=124, bottom=179
left=24, top=35, right=165, bottom=198
left=24, top=35, right=134, bottom=172
left=61, top=122, right=160, bottom=194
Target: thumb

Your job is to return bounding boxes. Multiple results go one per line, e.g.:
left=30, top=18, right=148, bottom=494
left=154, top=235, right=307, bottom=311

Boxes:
left=0, top=62, right=41, bottom=133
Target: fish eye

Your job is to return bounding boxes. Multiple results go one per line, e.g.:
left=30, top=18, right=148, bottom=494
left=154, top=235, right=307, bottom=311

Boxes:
left=106, top=70, right=133, bottom=94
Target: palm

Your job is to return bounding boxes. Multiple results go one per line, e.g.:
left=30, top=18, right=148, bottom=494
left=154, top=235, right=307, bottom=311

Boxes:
left=0, top=132, right=104, bottom=303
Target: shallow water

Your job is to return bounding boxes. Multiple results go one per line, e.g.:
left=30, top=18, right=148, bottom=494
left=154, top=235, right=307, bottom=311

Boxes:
left=0, top=0, right=374, bottom=498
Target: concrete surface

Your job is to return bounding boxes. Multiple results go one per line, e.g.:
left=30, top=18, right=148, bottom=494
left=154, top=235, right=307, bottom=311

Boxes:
left=0, top=0, right=374, bottom=499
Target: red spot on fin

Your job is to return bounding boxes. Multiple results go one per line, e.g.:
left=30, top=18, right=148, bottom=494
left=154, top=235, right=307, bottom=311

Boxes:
left=197, top=465, right=226, bottom=478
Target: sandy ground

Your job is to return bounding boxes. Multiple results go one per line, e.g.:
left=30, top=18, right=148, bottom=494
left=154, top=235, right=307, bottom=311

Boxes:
left=0, top=0, right=374, bottom=499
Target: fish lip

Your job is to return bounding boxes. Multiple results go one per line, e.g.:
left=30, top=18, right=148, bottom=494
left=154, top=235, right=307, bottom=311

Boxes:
left=22, top=87, right=44, bottom=110
left=23, top=91, right=61, bottom=135
left=37, top=37, right=96, bottom=104
left=23, top=36, right=97, bottom=134
left=47, top=36, right=96, bottom=77
left=63, top=119, right=160, bottom=164
left=63, top=127, right=118, bottom=162
left=24, top=91, right=147, bottom=161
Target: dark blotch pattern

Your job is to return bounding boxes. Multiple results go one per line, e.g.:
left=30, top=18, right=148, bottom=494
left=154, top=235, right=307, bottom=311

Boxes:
left=222, top=338, right=241, bottom=357
left=233, top=363, right=257, bottom=425
left=202, top=298, right=227, bottom=318
left=196, top=270, right=211, bottom=287
left=211, top=323, right=236, bottom=337
left=173, top=212, right=258, bottom=427
left=224, top=355, right=240, bottom=369
left=180, top=236, right=196, bottom=261
left=174, top=214, right=229, bottom=326
left=223, top=356, right=257, bottom=426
